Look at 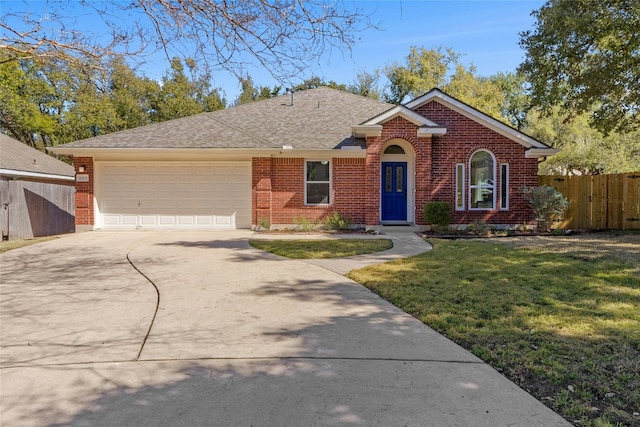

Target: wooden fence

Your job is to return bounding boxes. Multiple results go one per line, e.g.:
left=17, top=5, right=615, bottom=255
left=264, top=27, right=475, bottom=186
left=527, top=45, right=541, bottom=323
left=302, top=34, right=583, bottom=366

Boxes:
left=539, top=173, right=640, bottom=230
left=1, top=178, right=75, bottom=240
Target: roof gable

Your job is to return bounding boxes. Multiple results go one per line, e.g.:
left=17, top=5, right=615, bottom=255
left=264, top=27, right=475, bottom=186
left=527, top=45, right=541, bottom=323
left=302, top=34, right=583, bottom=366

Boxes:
left=405, top=88, right=553, bottom=152
left=352, top=105, right=447, bottom=138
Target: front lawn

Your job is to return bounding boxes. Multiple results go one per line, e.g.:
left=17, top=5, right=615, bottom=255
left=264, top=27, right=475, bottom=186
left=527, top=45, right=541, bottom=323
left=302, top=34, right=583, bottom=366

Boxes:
left=249, top=238, right=393, bottom=259
left=347, top=237, right=640, bottom=427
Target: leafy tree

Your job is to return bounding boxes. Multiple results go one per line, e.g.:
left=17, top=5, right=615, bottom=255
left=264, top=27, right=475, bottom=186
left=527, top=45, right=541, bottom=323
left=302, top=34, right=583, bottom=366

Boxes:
left=1, top=0, right=373, bottom=80
left=525, top=108, right=640, bottom=175
left=384, top=46, right=508, bottom=122
left=234, top=75, right=282, bottom=106
left=519, top=0, right=640, bottom=134
left=0, top=54, right=57, bottom=148
left=384, top=46, right=459, bottom=104
left=489, top=72, right=531, bottom=130
left=1, top=54, right=227, bottom=149
left=108, top=57, right=160, bottom=129
left=151, top=58, right=225, bottom=122
left=292, top=76, right=347, bottom=92
left=445, top=64, right=505, bottom=121
left=347, top=70, right=381, bottom=100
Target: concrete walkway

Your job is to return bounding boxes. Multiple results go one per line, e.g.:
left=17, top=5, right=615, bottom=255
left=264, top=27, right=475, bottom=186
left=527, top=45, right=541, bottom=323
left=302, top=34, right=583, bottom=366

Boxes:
left=0, top=231, right=570, bottom=427
left=250, top=228, right=432, bottom=274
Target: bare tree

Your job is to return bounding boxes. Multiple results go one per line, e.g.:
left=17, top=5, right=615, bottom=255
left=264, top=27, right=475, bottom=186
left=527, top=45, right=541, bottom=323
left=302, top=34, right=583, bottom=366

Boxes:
left=1, top=0, right=373, bottom=79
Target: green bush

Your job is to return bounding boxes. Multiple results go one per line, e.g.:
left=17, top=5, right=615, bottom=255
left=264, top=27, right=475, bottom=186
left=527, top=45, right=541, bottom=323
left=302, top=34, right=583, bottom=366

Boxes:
left=423, top=202, right=451, bottom=228
left=324, top=211, right=352, bottom=231
left=522, top=186, right=569, bottom=231
left=293, top=216, right=315, bottom=231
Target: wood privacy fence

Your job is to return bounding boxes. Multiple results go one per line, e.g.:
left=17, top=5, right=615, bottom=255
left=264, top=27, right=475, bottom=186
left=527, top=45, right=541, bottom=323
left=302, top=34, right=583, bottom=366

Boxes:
left=1, top=179, right=75, bottom=240
left=539, top=173, right=640, bottom=230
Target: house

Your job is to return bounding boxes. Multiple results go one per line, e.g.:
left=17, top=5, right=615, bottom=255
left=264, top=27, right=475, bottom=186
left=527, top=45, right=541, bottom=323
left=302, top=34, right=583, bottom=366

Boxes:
left=49, top=88, right=556, bottom=231
left=1, top=134, right=75, bottom=239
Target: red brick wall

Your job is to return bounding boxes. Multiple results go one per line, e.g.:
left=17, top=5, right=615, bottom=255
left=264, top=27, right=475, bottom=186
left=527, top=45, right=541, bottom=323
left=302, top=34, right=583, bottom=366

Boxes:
left=251, top=157, right=367, bottom=227
left=333, top=158, right=367, bottom=224
left=416, top=101, right=537, bottom=225
left=72, top=157, right=94, bottom=226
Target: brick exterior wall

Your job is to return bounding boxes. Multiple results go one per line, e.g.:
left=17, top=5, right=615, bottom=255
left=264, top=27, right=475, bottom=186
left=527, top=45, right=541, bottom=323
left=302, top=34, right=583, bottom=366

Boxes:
left=255, top=103, right=538, bottom=228
left=417, top=101, right=537, bottom=225
left=252, top=157, right=367, bottom=227
left=75, top=101, right=538, bottom=230
left=72, top=157, right=94, bottom=226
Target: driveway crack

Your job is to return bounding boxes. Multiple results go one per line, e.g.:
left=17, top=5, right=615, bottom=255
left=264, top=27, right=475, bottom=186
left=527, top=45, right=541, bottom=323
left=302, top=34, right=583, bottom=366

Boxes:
left=126, top=247, right=160, bottom=361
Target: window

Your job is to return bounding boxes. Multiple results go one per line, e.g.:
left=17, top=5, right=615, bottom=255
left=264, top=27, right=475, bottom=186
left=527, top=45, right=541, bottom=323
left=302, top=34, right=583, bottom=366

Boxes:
left=469, top=150, right=495, bottom=210
left=383, top=144, right=405, bottom=154
left=305, top=160, right=331, bottom=205
left=455, top=163, right=465, bottom=210
left=500, top=164, right=509, bottom=210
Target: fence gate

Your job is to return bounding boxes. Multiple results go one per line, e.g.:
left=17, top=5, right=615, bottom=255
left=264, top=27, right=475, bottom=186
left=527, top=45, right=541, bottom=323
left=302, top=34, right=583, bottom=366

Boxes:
left=539, top=173, right=640, bottom=230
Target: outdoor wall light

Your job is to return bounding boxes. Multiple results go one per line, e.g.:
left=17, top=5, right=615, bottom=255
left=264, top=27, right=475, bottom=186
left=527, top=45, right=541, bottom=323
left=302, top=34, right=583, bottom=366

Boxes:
left=78, top=165, right=86, bottom=173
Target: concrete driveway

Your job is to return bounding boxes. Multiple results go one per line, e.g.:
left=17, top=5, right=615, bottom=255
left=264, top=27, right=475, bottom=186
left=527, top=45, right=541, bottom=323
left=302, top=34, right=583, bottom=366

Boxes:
left=0, top=231, right=570, bottom=426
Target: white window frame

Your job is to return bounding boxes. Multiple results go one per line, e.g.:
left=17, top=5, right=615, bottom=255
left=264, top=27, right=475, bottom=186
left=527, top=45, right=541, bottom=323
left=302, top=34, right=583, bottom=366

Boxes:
left=455, top=163, right=465, bottom=211
left=304, top=160, right=331, bottom=206
left=500, top=163, right=509, bottom=210
left=468, top=149, right=496, bottom=211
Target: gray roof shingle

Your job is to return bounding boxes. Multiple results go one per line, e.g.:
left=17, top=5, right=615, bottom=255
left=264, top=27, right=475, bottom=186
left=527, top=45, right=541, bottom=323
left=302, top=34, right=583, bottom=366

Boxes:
left=57, top=87, right=394, bottom=150
left=1, top=134, right=74, bottom=177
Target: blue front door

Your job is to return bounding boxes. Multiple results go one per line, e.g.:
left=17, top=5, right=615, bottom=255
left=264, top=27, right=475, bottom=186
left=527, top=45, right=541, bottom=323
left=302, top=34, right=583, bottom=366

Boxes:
left=381, top=162, right=407, bottom=221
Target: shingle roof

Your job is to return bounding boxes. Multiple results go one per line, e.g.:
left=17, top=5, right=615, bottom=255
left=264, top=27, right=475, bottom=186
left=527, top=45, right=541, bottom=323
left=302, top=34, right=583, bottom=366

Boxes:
left=57, top=87, right=395, bottom=150
left=0, top=134, right=74, bottom=177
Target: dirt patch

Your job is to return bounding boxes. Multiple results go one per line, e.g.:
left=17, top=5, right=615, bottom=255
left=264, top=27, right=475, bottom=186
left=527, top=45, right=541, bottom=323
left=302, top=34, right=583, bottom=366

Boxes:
left=490, top=231, right=640, bottom=265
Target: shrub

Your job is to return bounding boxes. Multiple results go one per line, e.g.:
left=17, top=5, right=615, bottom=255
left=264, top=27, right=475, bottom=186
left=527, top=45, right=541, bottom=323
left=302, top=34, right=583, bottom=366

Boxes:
left=423, top=202, right=451, bottom=228
left=522, top=186, right=569, bottom=231
left=257, top=218, right=271, bottom=231
left=293, top=216, right=315, bottom=231
left=324, top=211, right=352, bottom=231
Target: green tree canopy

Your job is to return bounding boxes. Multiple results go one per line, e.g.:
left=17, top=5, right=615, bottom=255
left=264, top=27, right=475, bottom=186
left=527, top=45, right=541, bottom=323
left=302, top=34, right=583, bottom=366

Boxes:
left=0, top=55, right=226, bottom=149
left=234, top=75, right=282, bottom=105
left=347, top=70, right=382, bottom=100
left=519, top=0, right=640, bottom=134
left=384, top=46, right=508, bottom=122
left=525, top=108, right=640, bottom=175
left=151, top=58, right=226, bottom=122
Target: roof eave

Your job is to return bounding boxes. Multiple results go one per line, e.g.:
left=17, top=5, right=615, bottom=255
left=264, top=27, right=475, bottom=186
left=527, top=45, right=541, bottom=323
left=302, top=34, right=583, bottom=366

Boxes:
left=0, top=168, right=75, bottom=181
left=417, top=127, right=448, bottom=137
left=47, top=146, right=367, bottom=160
left=352, top=125, right=383, bottom=138
left=525, top=148, right=559, bottom=158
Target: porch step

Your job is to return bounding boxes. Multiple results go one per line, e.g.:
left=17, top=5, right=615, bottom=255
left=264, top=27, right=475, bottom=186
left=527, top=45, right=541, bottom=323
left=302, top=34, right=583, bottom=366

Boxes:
left=370, top=224, right=424, bottom=234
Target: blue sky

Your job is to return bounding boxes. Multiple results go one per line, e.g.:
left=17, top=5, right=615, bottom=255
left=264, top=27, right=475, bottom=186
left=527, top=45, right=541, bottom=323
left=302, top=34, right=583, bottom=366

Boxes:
left=225, top=0, right=546, bottom=99
left=169, top=0, right=546, bottom=99
left=2, top=0, right=546, bottom=100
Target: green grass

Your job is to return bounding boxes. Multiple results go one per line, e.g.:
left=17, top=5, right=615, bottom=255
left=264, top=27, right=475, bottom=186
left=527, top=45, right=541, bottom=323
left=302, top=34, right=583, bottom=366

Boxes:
left=347, top=238, right=640, bottom=427
left=0, top=236, right=57, bottom=253
left=249, top=238, right=393, bottom=259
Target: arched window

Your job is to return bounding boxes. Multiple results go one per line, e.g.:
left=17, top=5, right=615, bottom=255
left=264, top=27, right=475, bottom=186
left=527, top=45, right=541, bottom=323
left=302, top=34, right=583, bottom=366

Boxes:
left=383, top=144, right=405, bottom=154
left=469, top=150, right=495, bottom=209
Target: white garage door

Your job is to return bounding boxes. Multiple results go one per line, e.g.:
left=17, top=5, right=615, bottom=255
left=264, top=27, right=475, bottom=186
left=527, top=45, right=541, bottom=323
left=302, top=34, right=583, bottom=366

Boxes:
left=96, top=162, right=251, bottom=229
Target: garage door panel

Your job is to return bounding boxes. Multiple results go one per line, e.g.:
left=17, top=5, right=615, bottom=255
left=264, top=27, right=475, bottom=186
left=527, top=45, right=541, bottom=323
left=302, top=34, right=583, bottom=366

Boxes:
left=97, top=162, right=251, bottom=229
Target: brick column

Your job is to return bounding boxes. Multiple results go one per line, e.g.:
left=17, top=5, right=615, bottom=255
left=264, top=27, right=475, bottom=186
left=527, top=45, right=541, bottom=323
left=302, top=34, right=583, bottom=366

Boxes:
left=365, top=137, right=382, bottom=226
left=414, top=136, right=433, bottom=225
left=73, top=157, right=94, bottom=228
left=252, top=157, right=272, bottom=228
